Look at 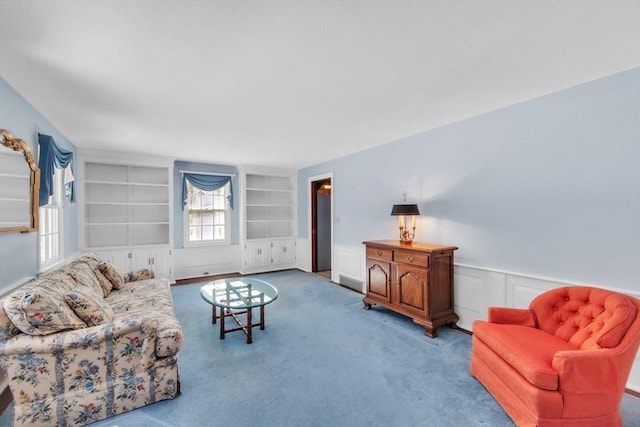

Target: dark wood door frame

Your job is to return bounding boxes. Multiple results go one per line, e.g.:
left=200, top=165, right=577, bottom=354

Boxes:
left=311, top=177, right=331, bottom=273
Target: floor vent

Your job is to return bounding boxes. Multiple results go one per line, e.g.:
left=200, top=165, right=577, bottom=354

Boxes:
left=339, top=275, right=363, bottom=293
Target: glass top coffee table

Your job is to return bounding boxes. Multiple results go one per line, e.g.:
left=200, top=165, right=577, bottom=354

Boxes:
left=200, top=278, right=278, bottom=344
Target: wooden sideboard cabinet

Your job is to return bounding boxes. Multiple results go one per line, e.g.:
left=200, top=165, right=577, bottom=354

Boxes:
left=363, top=240, right=459, bottom=338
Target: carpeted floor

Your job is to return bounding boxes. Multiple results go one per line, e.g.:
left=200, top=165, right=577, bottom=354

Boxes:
left=1, top=269, right=639, bottom=426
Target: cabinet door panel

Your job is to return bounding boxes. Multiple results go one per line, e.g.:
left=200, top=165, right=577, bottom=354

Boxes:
left=273, top=240, right=295, bottom=264
left=244, top=242, right=270, bottom=267
left=396, top=264, right=429, bottom=317
left=91, top=250, right=131, bottom=272
left=366, top=260, right=391, bottom=303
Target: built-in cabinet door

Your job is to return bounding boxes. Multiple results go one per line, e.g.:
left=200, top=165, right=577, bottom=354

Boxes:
left=92, top=249, right=130, bottom=273
left=131, top=248, right=171, bottom=278
left=88, top=247, right=172, bottom=279
left=244, top=241, right=271, bottom=267
left=272, top=240, right=295, bottom=264
left=366, top=259, right=392, bottom=304
left=395, top=264, right=429, bottom=318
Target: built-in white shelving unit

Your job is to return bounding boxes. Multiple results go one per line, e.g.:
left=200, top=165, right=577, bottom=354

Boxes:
left=78, top=149, right=174, bottom=280
left=83, top=163, right=170, bottom=248
left=241, top=168, right=296, bottom=274
left=245, top=173, right=295, bottom=240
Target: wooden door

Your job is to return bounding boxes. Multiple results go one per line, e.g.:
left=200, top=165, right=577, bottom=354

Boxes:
left=366, top=259, right=391, bottom=303
left=395, top=264, right=429, bottom=318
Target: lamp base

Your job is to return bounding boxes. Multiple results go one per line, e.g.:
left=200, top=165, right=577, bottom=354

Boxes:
left=398, top=227, right=415, bottom=245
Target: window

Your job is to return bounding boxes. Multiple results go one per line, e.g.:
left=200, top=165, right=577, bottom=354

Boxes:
left=39, top=168, right=63, bottom=268
left=185, top=181, right=229, bottom=243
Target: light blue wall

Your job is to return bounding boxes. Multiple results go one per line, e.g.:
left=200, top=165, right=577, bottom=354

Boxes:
left=0, top=76, right=78, bottom=291
left=173, top=161, right=240, bottom=247
left=298, top=67, right=640, bottom=290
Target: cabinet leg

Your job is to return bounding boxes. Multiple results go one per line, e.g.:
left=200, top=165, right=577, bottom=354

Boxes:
left=423, top=325, right=437, bottom=338
left=363, top=302, right=372, bottom=310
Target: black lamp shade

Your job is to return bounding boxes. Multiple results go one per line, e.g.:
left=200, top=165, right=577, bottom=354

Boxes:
left=391, top=204, right=420, bottom=216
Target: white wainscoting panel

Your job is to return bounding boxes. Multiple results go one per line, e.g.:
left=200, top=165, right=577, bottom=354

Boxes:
left=173, top=245, right=240, bottom=280
left=453, top=266, right=506, bottom=332
left=333, top=244, right=365, bottom=291
left=505, top=274, right=564, bottom=309
left=295, top=238, right=311, bottom=272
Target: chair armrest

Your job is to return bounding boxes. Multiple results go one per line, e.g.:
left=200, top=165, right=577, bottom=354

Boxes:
left=488, top=307, right=535, bottom=326
left=552, top=348, right=623, bottom=394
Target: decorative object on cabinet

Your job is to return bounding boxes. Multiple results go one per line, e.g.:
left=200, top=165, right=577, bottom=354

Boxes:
left=0, top=129, right=39, bottom=233
left=471, top=286, right=640, bottom=427
left=390, top=192, right=420, bottom=244
left=363, top=240, right=458, bottom=338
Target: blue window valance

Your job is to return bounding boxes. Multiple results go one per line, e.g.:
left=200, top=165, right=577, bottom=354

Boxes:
left=182, top=173, right=233, bottom=210
left=38, top=133, right=75, bottom=206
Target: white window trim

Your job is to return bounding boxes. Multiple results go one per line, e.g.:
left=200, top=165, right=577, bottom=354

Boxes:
left=183, top=182, right=231, bottom=247
left=39, top=168, right=64, bottom=271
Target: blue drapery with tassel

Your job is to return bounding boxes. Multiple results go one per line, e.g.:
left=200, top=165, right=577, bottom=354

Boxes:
left=182, top=173, right=233, bottom=210
left=38, top=133, right=75, bottom=206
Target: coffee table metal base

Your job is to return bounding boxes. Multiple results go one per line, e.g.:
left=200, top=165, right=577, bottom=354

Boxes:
left=211, top=305, right=265, bottom=344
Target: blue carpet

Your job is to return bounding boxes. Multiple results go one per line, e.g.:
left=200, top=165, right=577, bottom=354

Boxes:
left=1, top=270, right=639, bottom=426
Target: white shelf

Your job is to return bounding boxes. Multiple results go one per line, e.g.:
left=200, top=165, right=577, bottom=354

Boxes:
left=244, top=172, right=295, bottom=241
left=83, top=162, right=171, bottom=248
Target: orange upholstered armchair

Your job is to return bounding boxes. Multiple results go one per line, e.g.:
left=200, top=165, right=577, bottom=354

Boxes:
left=470, top=286, right=640, bottom=427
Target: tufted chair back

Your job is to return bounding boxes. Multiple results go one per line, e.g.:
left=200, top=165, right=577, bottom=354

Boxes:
left=529, top=286, right=638, bottom=350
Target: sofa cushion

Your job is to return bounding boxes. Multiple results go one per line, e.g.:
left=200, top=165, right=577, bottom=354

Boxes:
left=473, top=321, right=577, bottom=390
left=530, top=286, right=638, bottom=349
left=76, top=253, right=114, bottom=296
left=0, top=302, right=21, bottom=340
left=98, top=262, right=125, bottom=290
left=64, top=261, right=108, bottom=299
left=3, top=284, right=87, bottom=335
left=123, top=268, right=155, bottom=283
left=65, top=290, right=115, bottom=327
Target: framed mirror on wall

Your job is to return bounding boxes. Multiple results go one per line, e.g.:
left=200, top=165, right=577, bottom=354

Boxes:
left=0, top=129, right=40, bottom=233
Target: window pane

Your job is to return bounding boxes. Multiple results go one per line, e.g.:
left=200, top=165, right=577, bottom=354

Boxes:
left=51, top=234, right=59, bottom=258
left=186, top=181, right=229, bottom=242
left=190, top=226, right=202, bottom=241
left=202, top=212, right=214, bottom=226
left=202, top=225, right=214, bottom=241
left=190, top=212, right=202, bottom=226
left=38, top=169, right=63, bottom=267
left=214, top=211, right=225, bottom=225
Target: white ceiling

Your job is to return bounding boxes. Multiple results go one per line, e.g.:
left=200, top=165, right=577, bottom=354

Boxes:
left=1, top=1, right=640, bottom=169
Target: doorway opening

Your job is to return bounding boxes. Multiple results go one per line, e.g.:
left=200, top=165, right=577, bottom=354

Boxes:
left=311, top=177, right=332, bottom=277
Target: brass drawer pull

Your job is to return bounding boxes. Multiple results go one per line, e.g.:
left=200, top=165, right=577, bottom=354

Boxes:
left=376, top=250, right=382, bottom=257
left=406, top=255, right=414, bottom=262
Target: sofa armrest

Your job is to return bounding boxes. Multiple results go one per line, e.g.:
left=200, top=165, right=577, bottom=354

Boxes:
left=0, top=317, right=147, bottom=356
left=552, top=348, right=623, bottom=395
left=487, top=307, right=535, bottom=326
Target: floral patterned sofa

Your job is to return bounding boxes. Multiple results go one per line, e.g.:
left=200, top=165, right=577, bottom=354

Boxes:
left=0, top=253, right=182, bottom=426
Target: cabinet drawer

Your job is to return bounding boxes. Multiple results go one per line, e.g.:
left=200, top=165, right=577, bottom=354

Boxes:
left=366, top=247, right=393, bottom=261
left=394, top=250, right=429, bottom=267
